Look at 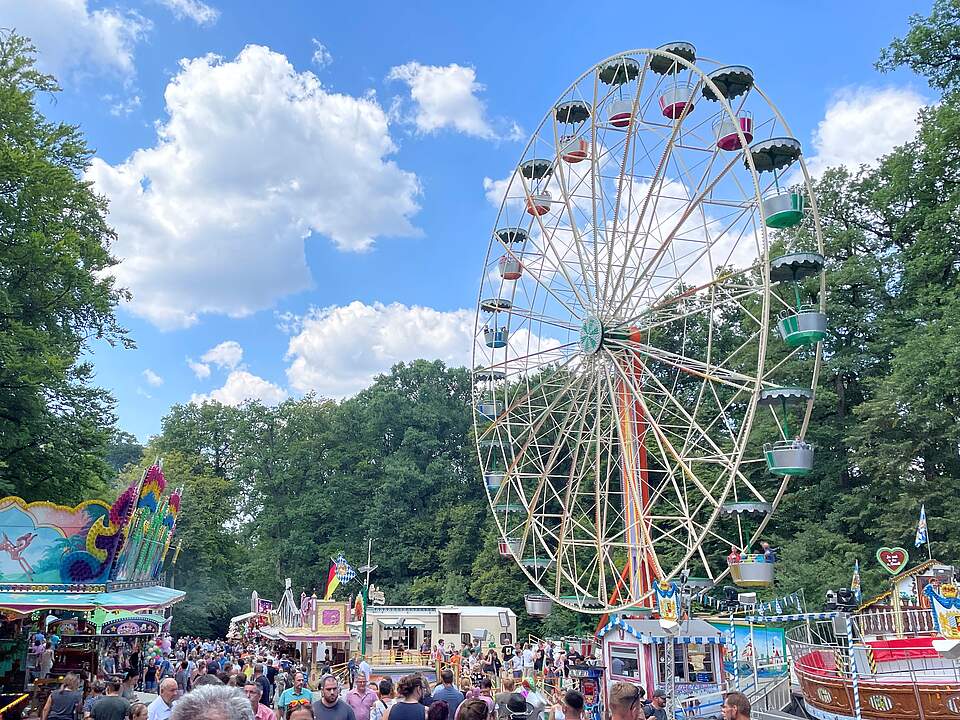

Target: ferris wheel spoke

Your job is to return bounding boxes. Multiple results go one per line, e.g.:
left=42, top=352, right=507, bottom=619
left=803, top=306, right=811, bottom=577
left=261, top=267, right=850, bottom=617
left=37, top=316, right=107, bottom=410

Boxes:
left=610, top=151, right=741, bottom=317
left=516, top=171, right=594, bottom=313
left=501, top=246, right=587, bottom=323
left=517, top=376, right=597, bottom=569
left=550, top=120, right=598, bottom=310
left=622, top=350, right=750, bottom=471
left=605, top=349, right=730, bottom=512
left=609, top=338, right=758, bottom=394
left=624, top=206, right=759, bottom=322
left=604, top=82, right=711, bottom=308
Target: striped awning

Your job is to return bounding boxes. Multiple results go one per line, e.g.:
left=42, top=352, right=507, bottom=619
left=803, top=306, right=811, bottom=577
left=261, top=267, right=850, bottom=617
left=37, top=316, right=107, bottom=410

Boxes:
left=743, top=611, right=840, bottom=623
left=597, top=616, right=725, bottom=645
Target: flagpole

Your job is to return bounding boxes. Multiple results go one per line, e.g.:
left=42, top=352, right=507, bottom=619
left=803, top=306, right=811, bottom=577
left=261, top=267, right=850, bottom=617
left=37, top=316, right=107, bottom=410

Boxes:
left=359, top=538, right=377, bottom=660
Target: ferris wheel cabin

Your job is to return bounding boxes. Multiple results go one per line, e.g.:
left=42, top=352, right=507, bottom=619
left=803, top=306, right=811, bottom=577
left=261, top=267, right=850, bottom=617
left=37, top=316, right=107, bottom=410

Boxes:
left=771, top=252, right=827, bottom=347
left=651, top=42, right=698, bottom=120
left=758, top=387, right=815, bottom=476
left=555, top=100, right=591, bottom=163
left=701, top=65, right=755, bottom=151
left=497, top=254, right=522, bottom=280
left=599, top=57, right=641, bottom=128
left=520, top=158, right=553, bottom=216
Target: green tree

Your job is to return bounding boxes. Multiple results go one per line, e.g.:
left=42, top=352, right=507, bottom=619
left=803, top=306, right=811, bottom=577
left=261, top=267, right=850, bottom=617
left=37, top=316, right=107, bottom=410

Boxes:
left=0, top=31, right=130, bottom=502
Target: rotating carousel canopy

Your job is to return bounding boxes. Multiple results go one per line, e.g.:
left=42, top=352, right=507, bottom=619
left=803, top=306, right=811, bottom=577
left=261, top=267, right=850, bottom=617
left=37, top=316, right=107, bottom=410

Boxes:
left=599, top=56, right=642, bottom=128
left=650, top=41, right=697, bottom=120
left=770, top=252, right=827, bottom=346
left=555, top=101, right=591, bottom=163
left=758, top=387, right=815, bottom=476
left=520, top=158, right=553, bottom=216
left=703, top=65, right=755, bottom=151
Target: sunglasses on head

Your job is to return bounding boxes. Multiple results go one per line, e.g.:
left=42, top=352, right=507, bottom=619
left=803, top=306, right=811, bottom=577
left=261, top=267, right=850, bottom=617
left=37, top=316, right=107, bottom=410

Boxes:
left=289, top=698, right=311, bottom=707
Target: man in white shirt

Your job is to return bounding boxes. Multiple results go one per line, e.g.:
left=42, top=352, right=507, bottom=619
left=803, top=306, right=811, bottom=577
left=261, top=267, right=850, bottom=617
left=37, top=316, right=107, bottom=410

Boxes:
left=358, top=657, right=372, bottom=681
left=521, top=645, right=534, bottom=677
left=147, top=678, right=178, bottom=720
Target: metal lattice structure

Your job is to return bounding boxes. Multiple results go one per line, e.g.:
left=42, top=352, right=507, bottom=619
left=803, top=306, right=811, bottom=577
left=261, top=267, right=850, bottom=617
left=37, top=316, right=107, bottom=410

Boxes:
left=472, top=44, right=826, bottom=615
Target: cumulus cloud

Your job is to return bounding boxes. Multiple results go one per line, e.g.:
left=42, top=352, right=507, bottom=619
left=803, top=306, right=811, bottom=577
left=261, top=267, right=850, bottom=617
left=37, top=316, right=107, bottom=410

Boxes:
left=311, top=39, right=332, bottom=68
left=186, top=358, right=211, bottom=379
left=142, top=368, right=164, bottom=386
left=158, top=0, right=220, bottom=25
left=802, top=86, right=926, bottom=178
left=102, top=94, right=141, bottom=117
left=1, top=0, right=150, bottom=77
left=388, top=61, right=516, bottom=140
left=285, top=301, right=475, bottom=397
left=201, top=340, right=243, bottom=370
left=88, top=44, right=421, bottom=329
left=191, top=370, right=287, bottom=406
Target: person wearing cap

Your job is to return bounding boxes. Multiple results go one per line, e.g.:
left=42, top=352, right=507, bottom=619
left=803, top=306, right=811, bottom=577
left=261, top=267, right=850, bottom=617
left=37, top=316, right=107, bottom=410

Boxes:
left=721, top=691, right=751, bottom=720
left=504, top=693, right=535, bottom=720
left=643, top=689, right=667, bottom=720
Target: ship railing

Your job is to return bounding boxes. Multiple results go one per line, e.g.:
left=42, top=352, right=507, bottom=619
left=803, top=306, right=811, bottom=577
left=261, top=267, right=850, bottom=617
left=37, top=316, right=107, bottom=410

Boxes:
left=856, top=605, right=938, bottom=636
left=787, top=634, right=960, bottom=686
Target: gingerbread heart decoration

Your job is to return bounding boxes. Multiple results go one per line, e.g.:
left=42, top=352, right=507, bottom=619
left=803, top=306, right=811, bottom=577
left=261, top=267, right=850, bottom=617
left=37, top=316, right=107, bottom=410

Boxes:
left=877, top=547, right=909, bottom=575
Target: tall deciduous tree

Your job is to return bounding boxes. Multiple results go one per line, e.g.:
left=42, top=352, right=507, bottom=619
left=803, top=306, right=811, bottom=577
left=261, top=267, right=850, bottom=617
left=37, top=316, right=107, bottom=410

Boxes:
left=0, top=32, right=130, bottom=502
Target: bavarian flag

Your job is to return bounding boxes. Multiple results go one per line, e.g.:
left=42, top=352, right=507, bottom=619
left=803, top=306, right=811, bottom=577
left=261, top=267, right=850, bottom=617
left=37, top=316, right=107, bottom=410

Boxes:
left=323, top=553, right=356, bottom=599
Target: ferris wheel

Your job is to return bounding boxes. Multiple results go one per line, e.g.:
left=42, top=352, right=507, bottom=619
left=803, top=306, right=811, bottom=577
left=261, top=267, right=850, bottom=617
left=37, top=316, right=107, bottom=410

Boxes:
left=472, top=43, right=827, bottom=616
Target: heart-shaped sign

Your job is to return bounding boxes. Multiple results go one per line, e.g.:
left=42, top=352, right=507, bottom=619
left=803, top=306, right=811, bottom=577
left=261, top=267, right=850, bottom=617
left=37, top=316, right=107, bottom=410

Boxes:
left=877, top=547, right=910, bottom=575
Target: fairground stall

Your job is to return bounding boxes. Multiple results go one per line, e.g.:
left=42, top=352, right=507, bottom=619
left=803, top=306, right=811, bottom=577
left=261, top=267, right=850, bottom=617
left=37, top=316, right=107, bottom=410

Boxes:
left=597, top=615, right=726, bottom=717
left=0, top=462, right=185, bottom=708
left=255, top=582, right=351, bottom=677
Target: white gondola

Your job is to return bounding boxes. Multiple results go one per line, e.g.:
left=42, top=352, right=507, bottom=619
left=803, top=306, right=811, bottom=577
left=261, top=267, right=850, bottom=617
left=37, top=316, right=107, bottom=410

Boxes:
left=524, top=594, right=554, bottom=617
left=498, top=255, right=522, bottom=280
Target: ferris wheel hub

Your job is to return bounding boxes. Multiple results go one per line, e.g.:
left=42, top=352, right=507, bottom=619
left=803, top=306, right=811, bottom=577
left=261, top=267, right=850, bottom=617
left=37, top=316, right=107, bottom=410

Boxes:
left=579, top=316, right=604, bottom=355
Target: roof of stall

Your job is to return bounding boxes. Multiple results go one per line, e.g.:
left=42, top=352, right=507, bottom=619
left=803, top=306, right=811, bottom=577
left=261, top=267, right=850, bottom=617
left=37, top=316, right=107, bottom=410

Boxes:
left=598, top=616, right=725, bottom=644
left=0, top=584, right=185, bottom=615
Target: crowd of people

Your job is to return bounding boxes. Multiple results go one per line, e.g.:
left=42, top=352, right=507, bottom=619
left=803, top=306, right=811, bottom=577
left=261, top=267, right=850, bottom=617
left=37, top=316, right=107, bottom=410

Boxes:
left=34, top=635, right=755, bottom=720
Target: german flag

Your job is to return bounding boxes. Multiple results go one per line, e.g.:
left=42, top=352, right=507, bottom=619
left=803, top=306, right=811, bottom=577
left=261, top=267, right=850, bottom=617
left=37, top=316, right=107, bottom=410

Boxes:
left=323, top=560, right=339, bottom=599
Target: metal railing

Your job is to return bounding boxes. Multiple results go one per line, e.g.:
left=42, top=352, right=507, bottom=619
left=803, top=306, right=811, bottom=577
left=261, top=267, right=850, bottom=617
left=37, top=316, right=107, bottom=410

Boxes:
left=746, top=675, right=792, bottom=713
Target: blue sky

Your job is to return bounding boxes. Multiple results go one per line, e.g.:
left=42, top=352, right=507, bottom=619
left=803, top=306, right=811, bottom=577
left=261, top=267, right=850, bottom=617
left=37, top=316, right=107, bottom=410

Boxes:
left=4, top=0, right=932, bottom=441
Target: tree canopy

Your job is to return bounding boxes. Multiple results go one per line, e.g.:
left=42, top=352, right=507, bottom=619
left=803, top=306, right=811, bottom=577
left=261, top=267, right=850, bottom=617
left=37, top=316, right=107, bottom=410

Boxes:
left=0, top=31, right=130, bottom=503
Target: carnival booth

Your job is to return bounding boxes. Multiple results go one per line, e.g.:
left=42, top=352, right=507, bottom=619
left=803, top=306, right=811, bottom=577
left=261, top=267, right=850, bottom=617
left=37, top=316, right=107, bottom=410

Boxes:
left=0, top=462, right=185, bottom=697
left=597, top=615, right=726, bottom=718
left=256, top=582, right=351, bottom=672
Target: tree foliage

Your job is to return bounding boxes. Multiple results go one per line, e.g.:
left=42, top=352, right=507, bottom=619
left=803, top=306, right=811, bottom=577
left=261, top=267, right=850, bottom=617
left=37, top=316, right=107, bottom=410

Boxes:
left=0, top=31, right=129, bottom=503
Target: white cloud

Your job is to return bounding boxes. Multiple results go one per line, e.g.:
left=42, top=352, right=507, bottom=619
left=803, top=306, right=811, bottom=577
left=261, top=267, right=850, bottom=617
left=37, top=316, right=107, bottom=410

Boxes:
left=142, top=368, right=164, bottom=387
left=87, top=44, right=421, bottom=329
left=102, top=94, right=141, bottom=117
left=200, top=340, right=243, bottom=370
left=311, top=39, right=332, bottom=68
left=191, top=370, right=287, bottom=406
left=286, top=301, right=475, bottom=397
left=1, top=0, right=150, bottom=77
left=482, top=174, right=514, bottom=209
left=186, top=358, right=211, bottom=379
left=387, top=61, right=497, bottom=139
left=158, top=0, right=220, bottom=25
left=802, top=87, right=925, bottom=178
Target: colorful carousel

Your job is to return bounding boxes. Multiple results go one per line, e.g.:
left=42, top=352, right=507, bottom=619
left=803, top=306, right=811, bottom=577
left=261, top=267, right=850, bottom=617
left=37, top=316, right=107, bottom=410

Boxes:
left=0, top=462, right=185, bottom=696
